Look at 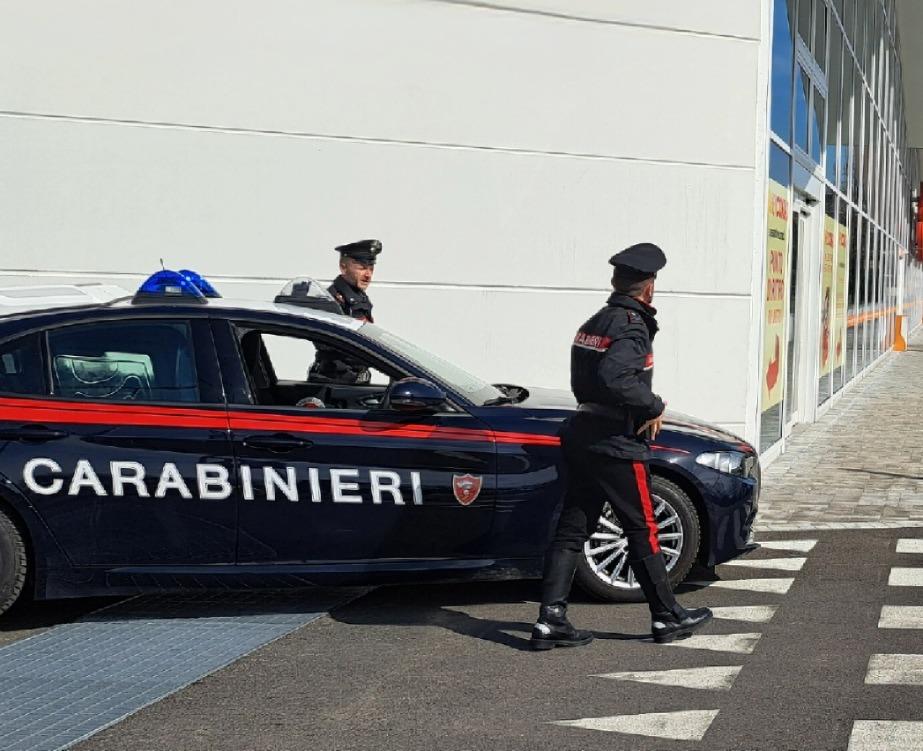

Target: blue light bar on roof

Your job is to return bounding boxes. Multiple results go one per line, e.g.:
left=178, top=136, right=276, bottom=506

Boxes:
left=178, top=269, right=221, bottom=298
left=133, top=270, right=207, bottom=304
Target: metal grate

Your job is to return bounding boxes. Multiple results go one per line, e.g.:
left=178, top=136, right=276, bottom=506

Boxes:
left=0, top=589, right=363, bottom=751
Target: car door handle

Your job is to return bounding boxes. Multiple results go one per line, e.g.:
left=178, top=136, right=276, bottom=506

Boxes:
left=0, top=426, right=68, bottom=443
left=241, top=434, right=312, bottom=453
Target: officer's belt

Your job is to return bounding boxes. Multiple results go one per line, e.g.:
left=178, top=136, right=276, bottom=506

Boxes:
left=577, top=403, right=627, bottom=420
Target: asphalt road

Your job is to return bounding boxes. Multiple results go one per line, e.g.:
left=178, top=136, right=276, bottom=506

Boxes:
left=1, top=529, right=920, bottom=751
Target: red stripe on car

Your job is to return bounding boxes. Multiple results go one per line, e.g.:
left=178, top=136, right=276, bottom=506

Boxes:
left=0, top=397, right=560, bottom=446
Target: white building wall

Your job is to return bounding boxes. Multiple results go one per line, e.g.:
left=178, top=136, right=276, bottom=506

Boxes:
left=0, top=0, right=768, bottom=437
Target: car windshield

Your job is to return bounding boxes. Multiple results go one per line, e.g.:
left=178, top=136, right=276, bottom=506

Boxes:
left=358, top=323, right=504, bottom=406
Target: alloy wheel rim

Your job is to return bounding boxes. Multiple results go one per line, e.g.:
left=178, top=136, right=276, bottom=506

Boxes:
left=583, top=496, right=684, bottom=589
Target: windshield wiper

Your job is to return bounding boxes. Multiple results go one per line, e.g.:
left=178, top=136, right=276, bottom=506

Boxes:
left=482, top=395, right=515, bottom=406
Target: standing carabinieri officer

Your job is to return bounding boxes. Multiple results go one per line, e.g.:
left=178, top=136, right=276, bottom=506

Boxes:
left=309, top=239, right=382, bottom=384
left=531, top=242, right=713, bottom=650
left=329, top=239, right=381, bottom=322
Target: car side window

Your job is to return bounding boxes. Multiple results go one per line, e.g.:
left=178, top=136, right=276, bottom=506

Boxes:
left=47, top=320, right=202, bottom=403
left=233, top=325, right=395, bottom=410
left=0, top=334, right=45, bottom=396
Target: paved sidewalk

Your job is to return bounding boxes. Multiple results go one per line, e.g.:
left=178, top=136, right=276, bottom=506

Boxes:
left=756, top=328, right=923, bottom=531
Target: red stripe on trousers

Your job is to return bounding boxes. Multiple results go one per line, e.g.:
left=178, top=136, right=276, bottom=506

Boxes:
left=633, top=461, right=661, bottom=554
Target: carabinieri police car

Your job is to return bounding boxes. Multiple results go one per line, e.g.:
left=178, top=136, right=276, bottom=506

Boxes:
left=0, top=271, right=759, bottom=615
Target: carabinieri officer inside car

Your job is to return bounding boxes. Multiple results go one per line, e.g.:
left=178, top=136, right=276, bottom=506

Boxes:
left=531, top=242, right=713, bottom=650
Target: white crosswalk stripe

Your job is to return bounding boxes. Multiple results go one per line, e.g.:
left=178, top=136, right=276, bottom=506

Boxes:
left=879, top=605, right=923, bottom=629
left=710, top=605, right=779, bottom=623
left=663, top=632, right=761, bottom=655
left=551, top=710, right=719, bottom=741
left=865, top=654, right=923, bottom=686
left=722, top=557, right=807, bottom=572
left=688, top=577, right=794, bottom=594
left=757, top=539, right=818, bottom=552
left=593, top=665, right=742, bottom=691
left=897, top=538, right=923, bottom=554
left=888, top=568, right=923, bottom=587
left=847, top=720, right=923, bottom=750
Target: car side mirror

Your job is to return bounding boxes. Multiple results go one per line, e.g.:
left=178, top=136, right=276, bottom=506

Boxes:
left=384, top=377, right=447, bottom=413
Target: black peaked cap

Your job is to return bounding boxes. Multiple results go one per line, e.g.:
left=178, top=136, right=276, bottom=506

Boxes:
left=608, top=242, right=667, bottom=274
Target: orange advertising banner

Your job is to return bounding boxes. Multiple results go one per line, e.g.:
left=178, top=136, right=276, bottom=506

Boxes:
left=762, top=179, right=788, bottom=410
left=834, top=222, right=848, bottom=368
left=819, top=216, right=835, bottom=376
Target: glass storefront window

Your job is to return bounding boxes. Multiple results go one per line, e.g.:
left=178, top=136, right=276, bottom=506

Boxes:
left=847, top=210, right=861, bottom=381
left=860, top=218, right=873, bottom=370
left=819, top=188, right=837, bottom=406
left=813, top=0, right=827, bottom=72
left=870, top=232, right=880, bottom=361
left=771, top=0, right=796, bottom=143
left=826, top=22, right=843, bottom=184
left=880, top=239, right=888, bottom=359
left=795, top=66, right=810, bottom=153
left=865, top=1, right=877, bottom=83
left=851, top=72, right=862, bottom=204
left=861, top=93, right=872, bottom=209
left=798, top=0, right=813, bottom=47
left=834, top=198, right=850, bottom=393
left=840, top=60, right=853, bottom=194
left=855, top=0, right=866, bottom=74
left=811, top=87, right=825, bottom=164
left=843, top=0, right=856, bottom=47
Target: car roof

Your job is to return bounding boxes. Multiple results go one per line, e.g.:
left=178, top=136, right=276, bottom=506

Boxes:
left=0, top=287, right=363, bottom=331
left=111, top=296, right=364, bottom=330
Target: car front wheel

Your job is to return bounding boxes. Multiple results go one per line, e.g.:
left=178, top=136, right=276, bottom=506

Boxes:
left=575, top=475, right=700, bottom=602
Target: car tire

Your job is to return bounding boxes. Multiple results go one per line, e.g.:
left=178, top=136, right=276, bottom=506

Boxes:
left=575, top=475, right=701, bottom=603
left=0, top=507, right=27, bottom=616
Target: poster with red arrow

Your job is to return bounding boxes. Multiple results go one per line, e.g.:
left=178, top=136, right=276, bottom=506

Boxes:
left=834, top=222, right=849, bottom=369
left=762, top=178, right=788, bottom=410
left=819, top=216, right=836, bottom=377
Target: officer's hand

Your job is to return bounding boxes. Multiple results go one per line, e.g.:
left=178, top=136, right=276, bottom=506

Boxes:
left=637, top=411, right=665, bottom=441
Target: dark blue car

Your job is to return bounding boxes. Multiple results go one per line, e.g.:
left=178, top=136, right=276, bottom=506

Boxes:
left=0, top=276, right=759, bottom=615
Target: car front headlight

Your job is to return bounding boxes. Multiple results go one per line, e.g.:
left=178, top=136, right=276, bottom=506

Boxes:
left=695, top=451, right=751, bottom=477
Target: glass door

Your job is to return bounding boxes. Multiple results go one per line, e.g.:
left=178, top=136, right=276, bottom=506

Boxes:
left=783, top=209, right=809, bottom=436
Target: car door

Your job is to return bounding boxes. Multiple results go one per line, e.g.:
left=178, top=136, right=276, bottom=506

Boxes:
left=1, top=315, right=238, bottom=566
left=212, top=317, right=497, bottom=564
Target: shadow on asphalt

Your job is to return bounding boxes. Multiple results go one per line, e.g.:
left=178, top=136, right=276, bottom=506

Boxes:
left=328, top=581, right=538, bottom=651
left=327, top=579, right=658, bottom=651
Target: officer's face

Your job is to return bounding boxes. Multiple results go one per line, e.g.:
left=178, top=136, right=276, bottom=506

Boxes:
left=641, top=279, right=655, bottom=304
left=340, top=258, right=375, bottom=290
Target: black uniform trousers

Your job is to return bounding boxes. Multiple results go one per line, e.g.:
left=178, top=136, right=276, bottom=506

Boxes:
left=542, top=439, right=666, bottom=611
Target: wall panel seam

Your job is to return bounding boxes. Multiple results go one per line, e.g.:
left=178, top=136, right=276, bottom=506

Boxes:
left=0, top=111, right=757, bottom=172
left=0, top=269, right=754, bottom=299
left=427, top=0, right=761, bottom=42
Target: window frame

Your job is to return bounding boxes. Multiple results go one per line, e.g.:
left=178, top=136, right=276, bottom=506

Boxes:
left=215, top=316, right=469, bottom=414
left=41, top=314, right=223, bottom=406
left=0, top=332, right=47, bottom=397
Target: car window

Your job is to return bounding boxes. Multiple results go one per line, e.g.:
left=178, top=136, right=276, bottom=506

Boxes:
left=47, top=320, right=201, bottom=403
left=357, top=323, right=503, bottom=406
left=0, top=334, right=45, bottom=396
left=233, top=325, right=395, bottom=410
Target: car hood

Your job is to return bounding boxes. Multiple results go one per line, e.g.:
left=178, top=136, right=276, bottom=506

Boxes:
left=507, top=386, right=748, bottom=448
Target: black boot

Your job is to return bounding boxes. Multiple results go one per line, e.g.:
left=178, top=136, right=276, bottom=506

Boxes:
left=532, top=548, right=594, bottom=650
left=631, top=553, right=712, bottom=644
left=531, top=604, right=594, bottom=650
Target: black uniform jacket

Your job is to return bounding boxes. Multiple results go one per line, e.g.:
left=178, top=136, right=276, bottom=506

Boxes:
left=562, top=292, right=665, bottom=460
left=308, top=276, right=374, bottom=384
left=329, top=276, right=374, bottom=323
